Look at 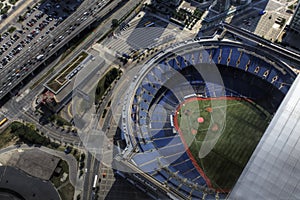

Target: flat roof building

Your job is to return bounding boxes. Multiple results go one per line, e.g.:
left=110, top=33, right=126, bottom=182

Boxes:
left=290, top=2, right=300, bottom=33
left=230, top=74, right=300, bottom=199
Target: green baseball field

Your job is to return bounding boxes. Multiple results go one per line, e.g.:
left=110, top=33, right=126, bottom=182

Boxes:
left=174, top=97, right=272, bottom=191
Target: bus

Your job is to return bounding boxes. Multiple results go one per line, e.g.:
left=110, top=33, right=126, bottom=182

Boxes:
left=93, top=175, right=98, bottom=188
left=144, top=21, right=155, bottom=27
left=0, top=117, right=7, bottom=127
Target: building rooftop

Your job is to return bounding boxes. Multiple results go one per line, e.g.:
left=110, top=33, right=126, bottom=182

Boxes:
left=230, top=73, right=300, bottom=199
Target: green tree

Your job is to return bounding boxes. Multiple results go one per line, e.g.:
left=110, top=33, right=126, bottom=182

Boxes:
left=112, top=19, right=119, bottom=27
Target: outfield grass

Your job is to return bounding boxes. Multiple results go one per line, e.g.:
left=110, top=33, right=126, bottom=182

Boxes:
left=176, top=97, right=271, bottom=191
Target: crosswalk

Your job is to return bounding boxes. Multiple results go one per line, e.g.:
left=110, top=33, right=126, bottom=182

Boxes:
left=103, top=20, right=181, bottom=57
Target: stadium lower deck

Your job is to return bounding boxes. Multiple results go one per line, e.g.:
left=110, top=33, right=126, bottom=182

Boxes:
left=121, top=41, right=296, bottom=199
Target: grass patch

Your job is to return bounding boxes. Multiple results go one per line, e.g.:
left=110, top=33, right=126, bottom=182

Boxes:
left=0, top=121, right=61, bottom=149
left=10, top=121, right=51, bottom=146
left=7, top=26, right=16, bottom=34
left=0, top=124, right=18, bottom=148
left=9, top=0, right=19, bottom=5
left=49, top=114, right=72, bottom=127
left=58, top=182, right=74, bottom=200
left=50, top=159, right=69, bottom=187
left=30, top=65, right=55, bottom=89
left=95, top=67, right=122, bottom=104
left=1, top=5, right=11, bottom=15
left=50, top=159, right=74, bottom=200
left=57, top=52, right=88, bottom=83
left=176, top=97, right=271, bottom=190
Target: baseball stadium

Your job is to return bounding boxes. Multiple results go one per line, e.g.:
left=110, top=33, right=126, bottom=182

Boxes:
left=119, top=39, right=296, bottom=199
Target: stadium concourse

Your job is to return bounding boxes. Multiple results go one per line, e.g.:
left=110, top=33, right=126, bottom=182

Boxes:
left=117, top=39, right=296, bottom=200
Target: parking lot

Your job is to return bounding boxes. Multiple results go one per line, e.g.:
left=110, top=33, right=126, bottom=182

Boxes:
left=0, top=0, right=89, bottom=94
left=0, top=0, right=97, bottom=95
left=228, top=0, right=295, bottom=41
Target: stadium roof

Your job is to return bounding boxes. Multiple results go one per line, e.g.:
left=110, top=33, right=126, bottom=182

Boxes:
left=229, top=74, right=300, bottom=199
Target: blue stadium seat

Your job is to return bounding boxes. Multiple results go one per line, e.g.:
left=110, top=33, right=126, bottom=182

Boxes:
left=140, top=160, right=159, bottom=172
left=212, top=48, right=221, bottom=64
left=172, top=160, right=195, bottom=174
left=132, top=150, right=161, bottom=166
left=142, top=83, right=157, bottom=96
left=133, top=96, right=138, bottom=104
left=280, top=85, right=289, bottom=94
left=139, top=118, right=147, bottom=125
left=158, top=61, right=171, bottom=72
left=184, top=53, right=193, bottom=65
left=151, top=128, right=174, bottom=138
left=257, top=65, right=269, bottom=78
left=171, top=152, right=189, bottom=163
left=158, top=168, right=171, bottom=180
left=151, top=121, right=165, bottom=130
left=140, top=101, right=149, bottom=111
left=168, top=177, right=180, bottom=188
left=151, top=130, right=165, bottom=138
left=142, top=92, right=153, bottom=103
left=139, top=109, right=148, bottom=118
left=151, top=112, right=167, bottom=122
left=169, top=58, right=180, bottom=71
left=182, top=168, right=200, bottom=180
left=153, top=135, right=182, bottom=148
left=247, top=58, right=258, bottom=73
left=158, top=143, right=185, bottom=157
left=135, top=86, right=143, bottom=97
left=220, top=47, right=231, bottom=65
left=180, top=184, right=193, bottom=196
left=206, top=193, right=216, bottom=199
left=140, top=142, right=156, bottom=152
left=228, top=49, right=240, bottom=67
left=152, top=67, right=163, bottom=81
left=176, top=56, right=187, bottom=69
left=194, top=176, right=207, bottom=186
left=162, top=95, right=178, bottom=108
left=153, top=173, right=167, bottom=183
left=141, top=125, right=148, bottom=134
left=193, top=51, right=200, bottom=65
left=266, top=69, right=279, bottom=83
left=202, top=49, right=211, bottom=63
left=218, top=193, right=227, bottom=199
left=191, top=190, right=203, bottom=199
left=238, top=53, right=250, bottom=69
left=165, top=152, right=187, bottom=164
left=146, top=73, right=156, bottom=83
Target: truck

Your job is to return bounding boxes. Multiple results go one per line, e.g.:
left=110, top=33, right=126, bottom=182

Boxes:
left=36, top=54, right=44, bottom=61
left=259, top=10, right=266, bottom=15
left=93, top=175, right=98, bottom=188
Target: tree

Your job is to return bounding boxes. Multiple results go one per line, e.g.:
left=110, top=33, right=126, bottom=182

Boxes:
left=80, top=153, right=85, bottom=162
left=111, top=19, right=119, bottom=27
left=73, top=149, right=78, bottom=156
left=79, top=162, right=85, bottom=169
